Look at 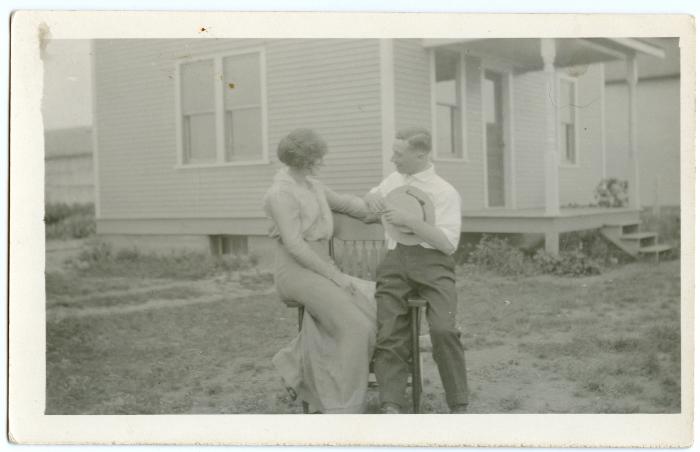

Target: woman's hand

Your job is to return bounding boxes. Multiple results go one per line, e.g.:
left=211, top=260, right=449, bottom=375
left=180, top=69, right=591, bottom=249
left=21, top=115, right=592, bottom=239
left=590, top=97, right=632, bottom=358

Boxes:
left=330, top=273, right=357, bottom=295
left=364, top=192, right=387, bottom=214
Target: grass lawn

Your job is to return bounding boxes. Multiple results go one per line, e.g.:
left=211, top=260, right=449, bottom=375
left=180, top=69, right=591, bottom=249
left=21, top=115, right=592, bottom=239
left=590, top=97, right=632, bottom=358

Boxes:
left=46, top=254, right=680, bottom=414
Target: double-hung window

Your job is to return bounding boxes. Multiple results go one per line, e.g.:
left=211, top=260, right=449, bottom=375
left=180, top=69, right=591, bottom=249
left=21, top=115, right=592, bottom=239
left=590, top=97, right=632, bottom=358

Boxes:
left=177, top=49, right=266, bottom=166
left=432, top=48, right=466, bottom=160
left=558, top=77, right=577, bottom=165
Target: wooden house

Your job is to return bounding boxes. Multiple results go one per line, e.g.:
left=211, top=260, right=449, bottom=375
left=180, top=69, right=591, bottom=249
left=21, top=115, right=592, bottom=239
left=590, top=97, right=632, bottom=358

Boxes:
left=92, top=38, right=669, bottom=259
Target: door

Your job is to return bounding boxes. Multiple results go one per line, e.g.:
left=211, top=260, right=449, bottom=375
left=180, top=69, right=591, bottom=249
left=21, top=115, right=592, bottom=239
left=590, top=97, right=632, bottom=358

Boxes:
left=484, top=70, right=506, bottom=207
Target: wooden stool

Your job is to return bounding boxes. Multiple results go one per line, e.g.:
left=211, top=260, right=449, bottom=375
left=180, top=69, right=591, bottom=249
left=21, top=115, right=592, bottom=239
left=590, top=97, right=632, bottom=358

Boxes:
left=282, top=299, right=310, bottom=414
left=283, top=296, right=427, bottom=413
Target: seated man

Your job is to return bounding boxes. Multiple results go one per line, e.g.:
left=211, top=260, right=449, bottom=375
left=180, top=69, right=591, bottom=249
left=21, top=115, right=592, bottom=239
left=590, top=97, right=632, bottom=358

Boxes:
left=365, top=126, right=469, bottom=414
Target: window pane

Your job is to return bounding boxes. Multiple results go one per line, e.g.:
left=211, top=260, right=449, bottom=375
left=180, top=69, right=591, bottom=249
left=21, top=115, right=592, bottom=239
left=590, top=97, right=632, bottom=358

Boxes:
left=560, top=122, right=576, bottom=164
left=558, top=79, right=576, bottom=164
left=184, top=113, right=216, bottom=163
left=559, top=79, right=574, bottom=124
left=483, top=78, right=496, bottom=124
left=436, top=105, right=454, bottom=158
left=181, top=59, right=215, bottom=114
left=225, top=108, right=263, bottom=162
left=435, top=50, right=459, bottom=105
left=223, top=53, right=261, bottom=108
left=434, top=49, right=463, bottom=158
left=181, top=59, right=216, bottom=164
left=566, top=124, right=576, bottom=163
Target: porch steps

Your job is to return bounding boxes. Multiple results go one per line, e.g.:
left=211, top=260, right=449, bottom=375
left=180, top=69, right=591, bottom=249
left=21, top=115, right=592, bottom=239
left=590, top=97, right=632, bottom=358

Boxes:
left=600, top=222, right=672, bottom=261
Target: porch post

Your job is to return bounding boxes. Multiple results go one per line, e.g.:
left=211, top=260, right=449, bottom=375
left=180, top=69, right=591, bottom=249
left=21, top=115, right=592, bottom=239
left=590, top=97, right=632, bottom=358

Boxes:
left=626, top=54, right=641, bottom=210
left=541, top=38, right=560, bottom=216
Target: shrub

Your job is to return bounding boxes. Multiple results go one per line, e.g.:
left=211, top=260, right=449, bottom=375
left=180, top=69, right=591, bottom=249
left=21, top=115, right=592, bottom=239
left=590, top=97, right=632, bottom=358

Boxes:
left=560, top=229, right=631, bottom=265
left=68, top=241, right=259, bottom=280
left=533, top=249, right=601, bottom=276
left=45, top=203, right=94, bottom=224
left=594, top=178, right=629, bottom=207
left=468, top=235, right=532, bottom=276
left=45, top=203, right=96, bottom=240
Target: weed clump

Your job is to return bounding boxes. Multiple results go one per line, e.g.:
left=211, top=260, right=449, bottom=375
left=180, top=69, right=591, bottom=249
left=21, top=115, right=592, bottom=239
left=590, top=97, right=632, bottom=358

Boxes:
left=45, top=203, right=96, bottom=240
left=465, top=235, right=602, bottom=277
left=67, top=241, right=258, bottom=280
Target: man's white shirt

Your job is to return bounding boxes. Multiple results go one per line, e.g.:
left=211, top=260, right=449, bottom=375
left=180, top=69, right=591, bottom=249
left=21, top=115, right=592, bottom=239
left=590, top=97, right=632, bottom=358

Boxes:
left=370, top=165, right=462, bottom=254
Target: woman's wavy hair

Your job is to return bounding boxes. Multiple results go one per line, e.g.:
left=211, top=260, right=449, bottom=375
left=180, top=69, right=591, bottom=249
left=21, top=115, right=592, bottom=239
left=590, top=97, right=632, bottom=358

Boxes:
left=277, top=128, right=328, bottom=169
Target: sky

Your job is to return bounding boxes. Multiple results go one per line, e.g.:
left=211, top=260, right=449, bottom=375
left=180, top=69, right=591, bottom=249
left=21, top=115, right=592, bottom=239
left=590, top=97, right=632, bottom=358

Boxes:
left=41, top=39, right=92, bottom=130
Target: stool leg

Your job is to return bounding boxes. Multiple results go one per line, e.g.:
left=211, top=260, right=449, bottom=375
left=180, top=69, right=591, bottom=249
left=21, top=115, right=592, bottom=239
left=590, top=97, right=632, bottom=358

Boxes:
left=297, top=306, right=304, bottom=332
left=297, top=306, right=310, bottom=414
left=410, top=307, right=422, bottom=413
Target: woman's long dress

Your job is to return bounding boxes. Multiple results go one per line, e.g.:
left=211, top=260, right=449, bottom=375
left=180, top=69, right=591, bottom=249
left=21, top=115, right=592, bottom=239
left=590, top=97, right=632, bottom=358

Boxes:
left=264, top=168, right=376, bottom=414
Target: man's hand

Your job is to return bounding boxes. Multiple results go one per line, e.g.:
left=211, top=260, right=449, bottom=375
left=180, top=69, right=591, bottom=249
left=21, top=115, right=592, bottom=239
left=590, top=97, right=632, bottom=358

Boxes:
left=364, top=192, right=387, bottom=213
left=382, top=207, right=414, bottom=229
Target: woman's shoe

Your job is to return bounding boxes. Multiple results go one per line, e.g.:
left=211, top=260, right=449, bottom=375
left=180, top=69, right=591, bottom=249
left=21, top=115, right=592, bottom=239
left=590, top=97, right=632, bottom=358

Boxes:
left=379, top=402, right=402, bottom=414
left=285, top=386, right=298, bottom=401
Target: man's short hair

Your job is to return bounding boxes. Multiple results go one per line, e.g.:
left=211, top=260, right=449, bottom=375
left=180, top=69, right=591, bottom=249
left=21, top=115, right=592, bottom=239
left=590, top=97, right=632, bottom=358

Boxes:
left=395, top=127, right=432, bottom=153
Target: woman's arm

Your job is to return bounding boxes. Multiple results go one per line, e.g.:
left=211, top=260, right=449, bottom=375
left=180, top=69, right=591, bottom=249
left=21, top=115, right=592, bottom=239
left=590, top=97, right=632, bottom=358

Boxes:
left=267, top=189, right=343, bottom=280
left=324, top=186, right=370, bottom=220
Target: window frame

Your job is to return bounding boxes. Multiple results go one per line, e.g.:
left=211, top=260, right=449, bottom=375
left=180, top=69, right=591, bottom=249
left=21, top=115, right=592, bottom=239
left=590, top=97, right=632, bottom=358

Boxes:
left=430, top=48, right=469, bottom=163
left=174, top=48, right=269, bottom=169
left=557, top=74, right=579, bottom=168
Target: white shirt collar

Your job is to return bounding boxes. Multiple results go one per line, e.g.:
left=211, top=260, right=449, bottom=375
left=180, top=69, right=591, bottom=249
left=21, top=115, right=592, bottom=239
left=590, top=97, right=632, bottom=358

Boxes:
left=403, top=164, right=435, bottom=183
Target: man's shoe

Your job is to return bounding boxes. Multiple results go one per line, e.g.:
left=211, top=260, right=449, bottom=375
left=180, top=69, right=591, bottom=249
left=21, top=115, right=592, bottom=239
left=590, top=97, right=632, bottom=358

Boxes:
left=379, top=402, right=402, bottom=414
left=450, top=403, right=469, bottom=414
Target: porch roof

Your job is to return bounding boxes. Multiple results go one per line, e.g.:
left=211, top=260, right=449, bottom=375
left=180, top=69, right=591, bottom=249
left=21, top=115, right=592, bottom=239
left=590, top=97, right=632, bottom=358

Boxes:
left=422, top=38, right=665, bottom=71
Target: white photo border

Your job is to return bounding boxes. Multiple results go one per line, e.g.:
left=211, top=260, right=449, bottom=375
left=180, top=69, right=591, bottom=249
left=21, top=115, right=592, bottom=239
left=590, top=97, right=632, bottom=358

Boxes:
left=8, top=10, right=695, bottom=446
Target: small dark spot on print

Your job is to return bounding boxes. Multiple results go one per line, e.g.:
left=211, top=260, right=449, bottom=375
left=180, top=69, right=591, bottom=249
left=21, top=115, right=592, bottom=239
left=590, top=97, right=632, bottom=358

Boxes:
left=199, top=27, right=208, bottom=33
left=228, top=83, right=236, bottom=90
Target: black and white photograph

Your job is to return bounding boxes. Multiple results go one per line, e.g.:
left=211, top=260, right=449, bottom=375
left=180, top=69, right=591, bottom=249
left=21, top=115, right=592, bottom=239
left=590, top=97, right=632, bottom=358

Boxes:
left=8, top=11, right=694, bottom=447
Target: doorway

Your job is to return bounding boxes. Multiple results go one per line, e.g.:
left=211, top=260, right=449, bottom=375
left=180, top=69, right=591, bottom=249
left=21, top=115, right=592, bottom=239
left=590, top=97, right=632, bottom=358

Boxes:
left=483, top=69, right=508, bottom=208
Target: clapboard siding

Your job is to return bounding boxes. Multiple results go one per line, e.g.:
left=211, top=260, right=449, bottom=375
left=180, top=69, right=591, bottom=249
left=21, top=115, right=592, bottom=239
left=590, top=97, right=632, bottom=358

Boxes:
left=95, top=39, right=381, bottom=220
left=513, top=71, right=547, bottom=208
left=605, top=76, right=680, bottom=207
left=558, top=64, right=605, bottom=206
left=393, top=39, right=431, bottom=130
left=393, top=40, right=485, bottom=210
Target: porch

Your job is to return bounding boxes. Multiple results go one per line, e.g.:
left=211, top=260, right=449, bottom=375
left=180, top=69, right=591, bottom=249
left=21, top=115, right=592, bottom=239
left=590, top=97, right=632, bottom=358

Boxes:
left=461, top=206, right=641, bottom=254
left=333, top=206, right=642, bottom=257
left=422, top=37, right=666, bottom=214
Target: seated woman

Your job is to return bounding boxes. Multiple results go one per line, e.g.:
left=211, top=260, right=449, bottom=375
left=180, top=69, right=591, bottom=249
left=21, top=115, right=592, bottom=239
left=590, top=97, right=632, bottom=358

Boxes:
left=264, top=128, right=376, bottom=414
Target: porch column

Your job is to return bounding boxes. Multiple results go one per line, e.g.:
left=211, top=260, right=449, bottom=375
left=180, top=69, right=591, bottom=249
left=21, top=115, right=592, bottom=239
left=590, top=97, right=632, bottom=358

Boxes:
left=541, top=38, right=560, bottom=216
left=626, top=54, right=641, bottom=209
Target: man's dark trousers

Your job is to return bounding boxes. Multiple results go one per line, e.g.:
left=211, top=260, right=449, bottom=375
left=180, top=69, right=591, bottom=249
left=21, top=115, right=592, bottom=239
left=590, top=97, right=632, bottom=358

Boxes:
left=373, top=243, right=468, bottom=409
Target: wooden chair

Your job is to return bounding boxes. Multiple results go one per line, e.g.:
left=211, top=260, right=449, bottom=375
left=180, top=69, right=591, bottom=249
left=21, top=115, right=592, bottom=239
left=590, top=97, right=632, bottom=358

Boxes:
left=281, top=213, right=427, bottom=413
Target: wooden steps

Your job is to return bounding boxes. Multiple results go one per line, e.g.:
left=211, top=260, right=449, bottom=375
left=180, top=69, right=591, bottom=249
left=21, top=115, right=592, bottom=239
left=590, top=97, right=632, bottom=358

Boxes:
left=600, top=222, right=672, bottom=261
left=638, top=244, right=673, bottom=254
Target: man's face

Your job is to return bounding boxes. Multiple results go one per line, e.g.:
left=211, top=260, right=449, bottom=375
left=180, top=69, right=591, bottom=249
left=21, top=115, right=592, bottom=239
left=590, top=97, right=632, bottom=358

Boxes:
left=390, top=139, right=425, bottom=175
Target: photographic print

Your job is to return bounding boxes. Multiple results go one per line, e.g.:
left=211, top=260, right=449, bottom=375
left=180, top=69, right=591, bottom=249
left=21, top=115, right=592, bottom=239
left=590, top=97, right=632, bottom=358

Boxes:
left=9, top=11, right=694, bottom=446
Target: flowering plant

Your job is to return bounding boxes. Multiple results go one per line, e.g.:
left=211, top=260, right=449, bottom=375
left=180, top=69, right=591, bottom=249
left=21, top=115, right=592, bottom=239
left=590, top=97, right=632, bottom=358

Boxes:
left=594, top=178, right=629, bottom=207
